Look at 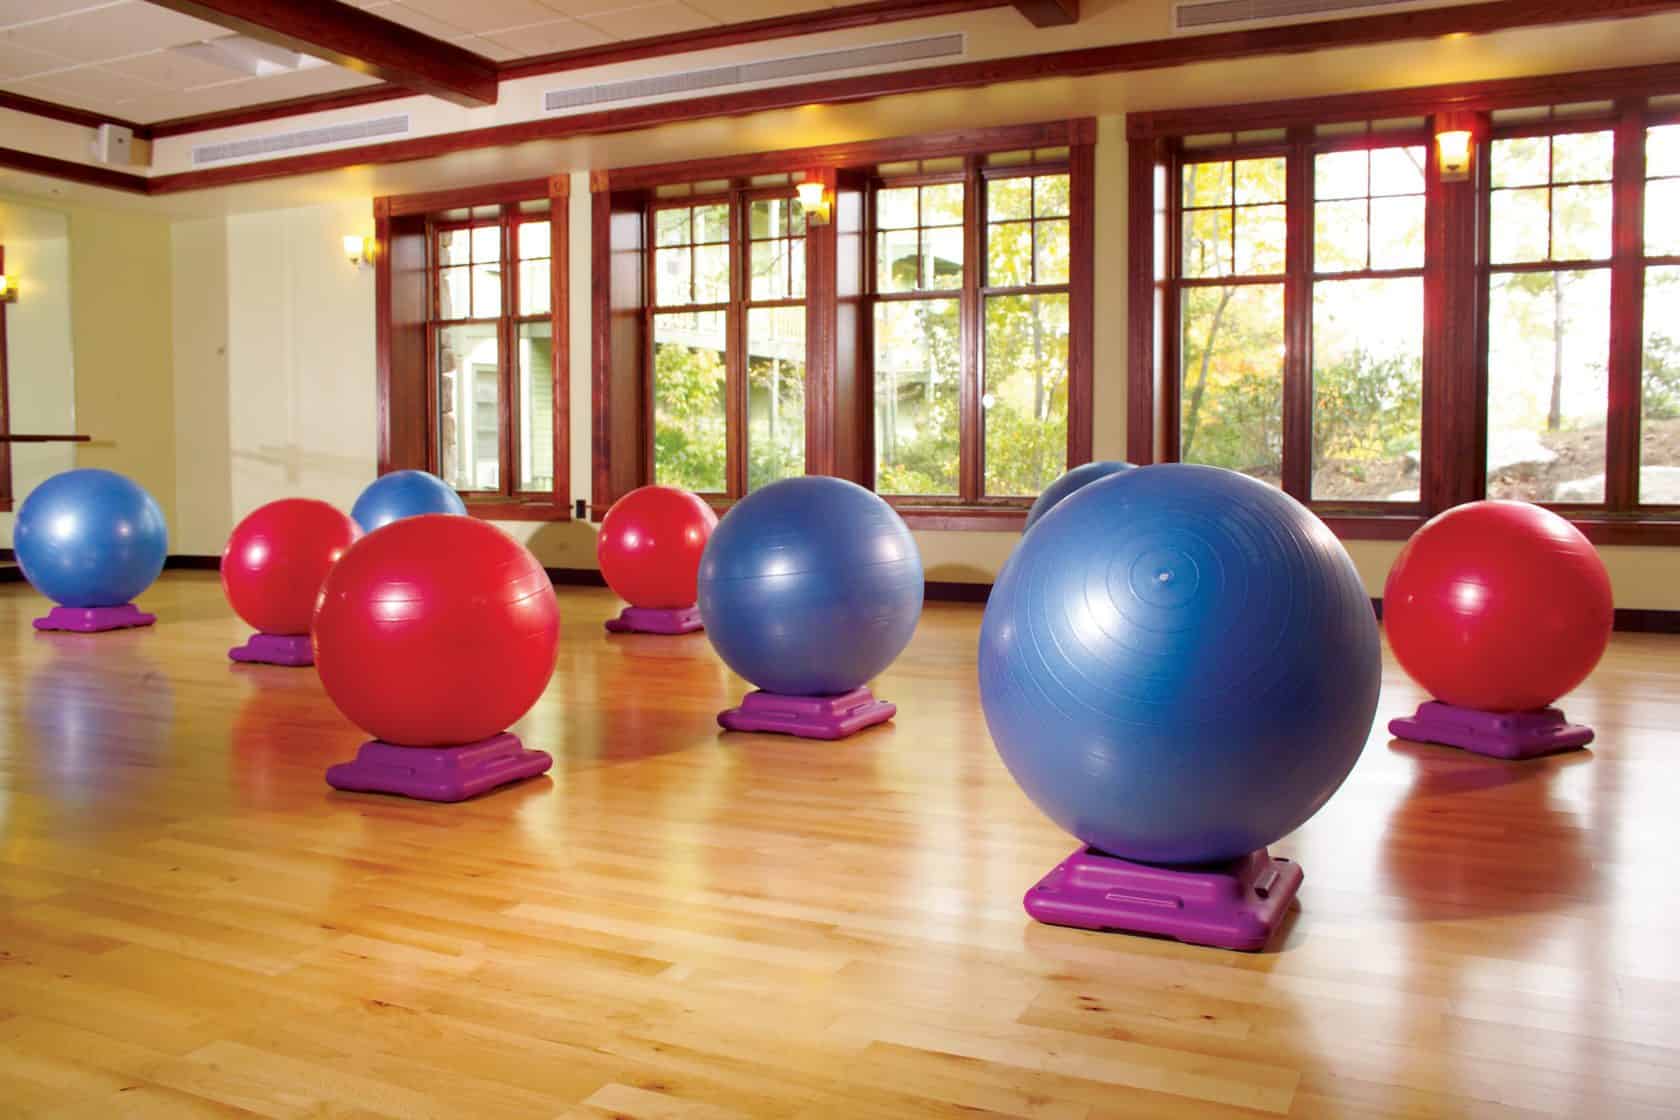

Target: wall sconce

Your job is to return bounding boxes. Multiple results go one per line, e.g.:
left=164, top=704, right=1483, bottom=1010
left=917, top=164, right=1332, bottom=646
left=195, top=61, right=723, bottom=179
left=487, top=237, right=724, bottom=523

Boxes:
left=0, top=273, right=16, bottom=303
left=1435, top=113, right=1476, bottom=183
left=342, top=234, right=372, bottom=269
left=795, top=177, right=832, bottom=226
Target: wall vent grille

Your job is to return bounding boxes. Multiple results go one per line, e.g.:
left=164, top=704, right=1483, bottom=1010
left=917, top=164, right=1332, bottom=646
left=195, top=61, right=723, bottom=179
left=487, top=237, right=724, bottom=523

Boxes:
left=191, top=114, right=410, bottom=166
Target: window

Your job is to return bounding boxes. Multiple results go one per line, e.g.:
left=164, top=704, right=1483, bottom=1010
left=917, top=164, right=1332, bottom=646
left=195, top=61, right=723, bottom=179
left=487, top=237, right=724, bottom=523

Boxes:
left=1131, top=85, right=1680, bottom=541
left=375, top=179, right=569, bottom=520
left=648, top=188, right=807, bottom=498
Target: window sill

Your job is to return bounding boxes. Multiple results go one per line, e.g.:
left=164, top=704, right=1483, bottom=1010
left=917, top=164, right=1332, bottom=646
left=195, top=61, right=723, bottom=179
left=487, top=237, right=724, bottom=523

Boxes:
left=463, top=498, right=572, bottom=522
left=890, top=505, right=1029, bottom=532
left=1318, top=511, right=1680, bottom=546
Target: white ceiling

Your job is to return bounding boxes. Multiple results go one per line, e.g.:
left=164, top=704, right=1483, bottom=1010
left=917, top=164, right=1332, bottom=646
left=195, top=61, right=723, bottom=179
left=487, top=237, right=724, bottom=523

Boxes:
left=0, top=0, right=850, bottom=124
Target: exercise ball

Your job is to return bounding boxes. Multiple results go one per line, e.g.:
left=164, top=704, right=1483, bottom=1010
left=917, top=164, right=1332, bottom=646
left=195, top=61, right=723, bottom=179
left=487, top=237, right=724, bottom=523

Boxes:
left=1024, top=460, right=1135, bottom=531
left=14, top=469, right=168, bottom=608
left=350, top=470, right=466, bottom=533
left=221, top=499, right=360, bottom=636
left=313, top=515, right=559, bottom=746
left=698, top=476, right=923, bottom=696
left=598, top=486, right=718, bottom=608
left=1384, top=500, right=1611, bottom=712
left=979, top=464, right=1381, bottom=866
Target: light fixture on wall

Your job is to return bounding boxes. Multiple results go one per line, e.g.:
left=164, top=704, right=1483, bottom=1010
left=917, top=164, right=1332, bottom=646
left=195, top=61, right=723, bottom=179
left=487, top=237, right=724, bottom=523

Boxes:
left=343, top=234, right=372, bottom=269
left=796, top=176, right=832, bottom=226
left=0, top=272, right=16, bottom=303
left=1435, top=112, right=1476, bottom=183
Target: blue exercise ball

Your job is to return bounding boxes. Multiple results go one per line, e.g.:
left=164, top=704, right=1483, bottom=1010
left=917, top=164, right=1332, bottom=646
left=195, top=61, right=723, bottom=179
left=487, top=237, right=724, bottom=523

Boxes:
left=350, top=470, right=467, bottom=532
left=14, top=469, right=168, bottom=608
left=978, top=464, right=1380, bottom=865
left=698, top=476, right=923, bottom=696
left=1023, top=460, right=1135, bottom=531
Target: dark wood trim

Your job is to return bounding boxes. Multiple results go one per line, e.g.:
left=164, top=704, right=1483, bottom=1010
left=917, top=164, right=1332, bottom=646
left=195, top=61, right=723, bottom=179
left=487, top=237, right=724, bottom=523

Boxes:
left=550, top=174, right=572, bottom=520
left=163, top=555, right=223, bottom=571
left=1317, top=514, right=1426, bottom=541
left=141, top=0, right=499, bottom=107
left=0, top=146, right=149, bottom=195
left=1281, top=126, right=1311, bottom=500
left=894, top=505, right=1029, bottom=531
left=925, top=579, right=992, bottom=602
left=1012, top=0, right=1078, bottom=27
left=1126, top=137, right=1163, bottom=464
left=1608, top=99, right=1646, bottom=508
left=959, top=158, right=983, bottom=504
left=545, top=566, right=609, bottom=587
left=591, top=188, right=613, bottom=513
left=805, top=168, right=840, bottom=478
left=1612, top=608, right=1680, bottom=633
left=0, top=90, right=146, bottom=136
left=1066, top=136, right=1095, bottom=467
left=383, top=177, right=553, bottom=218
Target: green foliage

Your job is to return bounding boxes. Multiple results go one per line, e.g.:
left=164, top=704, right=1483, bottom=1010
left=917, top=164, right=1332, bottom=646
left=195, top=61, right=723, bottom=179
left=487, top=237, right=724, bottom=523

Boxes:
left=653, top=331, right=727, bottom=492
left=1313, top=349, right=1422, bottom=481
left=1645, top=332, right=1680, bottom=421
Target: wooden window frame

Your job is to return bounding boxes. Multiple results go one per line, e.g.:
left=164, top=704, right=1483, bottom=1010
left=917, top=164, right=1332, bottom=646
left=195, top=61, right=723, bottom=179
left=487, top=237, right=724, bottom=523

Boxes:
left=591, top=119, right=1095, bottom=530
left=1129, top=71, right=1680, bottom=546
left=375, top=176, right=570, bottom=521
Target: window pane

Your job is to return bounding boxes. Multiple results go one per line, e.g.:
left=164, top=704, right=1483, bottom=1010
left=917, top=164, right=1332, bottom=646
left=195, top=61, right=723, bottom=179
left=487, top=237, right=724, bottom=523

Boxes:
left=1492, top=136, right=1550, bottom=188
left=1182, top=161, right=1233, bottom=207
left=1234, top=157, right=1286, bottom=204
left=750, top=239, right=789, bottom=300
left=789, top=238, right=806, bottom=300
left=1642, top=266, right=1680, bottom=502
left=436, top=323, right=500, bottom=492
left=1233, top=204, right=1285, bottom=274
left=922, top=182, right=964, bottom=225
left=748, top=199, right=780, bottom=239
left=693, top=243, right=730, bottom=304
left=695, top=203, right=729, bottom=243
left=519, top=259, right=550, bottom=316
left=653, top=311, right=728, bottom=492
left=438, top=228, right=470, bottom=265
left=1552, top=130, right=1614, bottom=182
left=1315, top=150, right=1367, bottom=199
left=1183, top=208, right=1231, bottom=278
left=1034, top=174, right=1070, bottom=218
left=874, top=298, right=961, bottom=495
left=656, top=247, right=691, bottom=305
left=1369, top=146, right=1426, bottom=196
left=1552, top=183, right=1612, bottom=260
left=1311, top=277, right=1423, bottom=501
left=1370, top=195, right=1425, bottom=270
left=516, top=221, right=549, bottom=261
left=471, top=225, right=500, bottom=263
left=656, top=208, right=691, bottom=247
left=1650, top=125, right=1680, bottom=177
left=1180, top=283, right=1285, bottom=485
left=878, top=229, right=918, bottom=292
left=471, top=263, right=501, bottom=318
left=877, top=187, right=918, bottom=229
left=438, top=266, right=471, bottom=319
left=746, top=306, right=807, bottom=492
left=1035, top=219, right=1070, bottom=285
left=517, top=320, right=554, bottom=493
left=1647, top=178, right=1680, bottom=256
left=1486, top=269, right=1612, bottom=502
left=988, top=221, right=1032, bottom=287
left=924, top=226, right=963, bottom=289
left=1314, top=198, right=1367, bottom=273
left=1490, top=188, right=1551, bottom=263
left=989, top=176, right=1031, bottom=221
left=984, top=292, right=1069, bottom=496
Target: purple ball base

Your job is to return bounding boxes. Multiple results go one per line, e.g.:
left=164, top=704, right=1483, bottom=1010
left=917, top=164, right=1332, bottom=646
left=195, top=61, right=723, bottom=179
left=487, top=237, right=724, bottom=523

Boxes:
left=1389, top=700, right=1593, bottom=760
left=229, top=632, right=314, bottom=667
left=1024, top=847, right=1302, bottom=952
left=325, top=732, right=552, bottom=802
left=34, top=603, right=156, bottom=633
left=717, top=687, right=896, bottom=740
left=604, top=605, right=703, bottom=635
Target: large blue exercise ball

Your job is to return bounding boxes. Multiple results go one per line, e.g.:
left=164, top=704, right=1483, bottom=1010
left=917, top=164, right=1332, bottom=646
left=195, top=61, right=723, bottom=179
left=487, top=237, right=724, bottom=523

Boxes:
left=698, top=476, right=923, bottom=696
left=14, top=469, right=168, bottom=608
left=350, top=470, right=467, bottom=532
left=1023, top=460, right=1135, bottom=531
left=979, top=464, right=1380, bottom=865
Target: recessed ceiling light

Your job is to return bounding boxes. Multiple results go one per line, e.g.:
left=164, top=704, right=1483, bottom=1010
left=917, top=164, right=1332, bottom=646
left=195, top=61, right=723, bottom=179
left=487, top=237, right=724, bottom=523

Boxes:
left=171, top=35, right=328, bottom=78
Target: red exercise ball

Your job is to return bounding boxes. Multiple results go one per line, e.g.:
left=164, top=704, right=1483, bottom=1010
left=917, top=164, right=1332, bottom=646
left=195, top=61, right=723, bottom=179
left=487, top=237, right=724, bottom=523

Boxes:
left=312, top=515, right=559, bottom=747
left=1384, top=500, right=1612, bottom=712
left=222, top=499, right=360, bottom=635
left=597, top=485, right=718, bottom=609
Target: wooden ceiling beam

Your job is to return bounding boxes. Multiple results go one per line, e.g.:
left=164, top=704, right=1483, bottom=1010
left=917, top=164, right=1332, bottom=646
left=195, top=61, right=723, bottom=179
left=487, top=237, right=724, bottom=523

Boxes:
left=1012, top=0, right=1078, bottom=26
left=140, top=0, right=498, bottom=106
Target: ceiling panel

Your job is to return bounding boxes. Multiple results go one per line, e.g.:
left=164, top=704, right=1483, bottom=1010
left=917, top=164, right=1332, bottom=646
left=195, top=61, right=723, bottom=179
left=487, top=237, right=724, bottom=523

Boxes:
left=1, top=2, right=227, bottom=62
left=399, top=0, right=573, bottom=35
left=479, top=17, right=616, bottom=56
left=0, top=38, right=73, bottom=81
left=685, top=0, right=834, bottom=21
left=575, top=2, right=721, bottom=40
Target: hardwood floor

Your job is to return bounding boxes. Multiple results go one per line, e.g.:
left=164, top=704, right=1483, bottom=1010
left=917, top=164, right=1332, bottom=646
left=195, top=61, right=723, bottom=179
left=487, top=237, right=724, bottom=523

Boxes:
left=2, top=572, right=1678, bottom=1118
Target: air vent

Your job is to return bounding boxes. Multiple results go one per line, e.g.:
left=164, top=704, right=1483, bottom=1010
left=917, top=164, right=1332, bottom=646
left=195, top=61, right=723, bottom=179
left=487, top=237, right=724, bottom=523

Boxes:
left=544, top=33, right=964, bottom=113
left=191, top=114, right=410, bottom=167
left=1174, top=0, right=1439, bottom=31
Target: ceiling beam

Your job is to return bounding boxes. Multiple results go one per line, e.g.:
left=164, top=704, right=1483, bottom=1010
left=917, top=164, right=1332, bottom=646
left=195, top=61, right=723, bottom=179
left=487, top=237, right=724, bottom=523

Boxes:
left=1012, top=0, right=1078, bottom=26
left=140, top=0, right=498, bottom=107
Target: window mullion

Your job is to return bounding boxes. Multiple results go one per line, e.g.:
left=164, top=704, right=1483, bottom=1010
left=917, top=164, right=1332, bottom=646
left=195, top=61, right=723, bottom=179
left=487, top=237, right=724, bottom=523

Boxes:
left=960, top=157, right=984, bottom=503
left=1607, top=98, right=1648, bottom=511
left=1282, top=126, right=1314, bottom=500
left=726, top=191, right=747, bottom=498
left=500, top=208, right=518, bottom=499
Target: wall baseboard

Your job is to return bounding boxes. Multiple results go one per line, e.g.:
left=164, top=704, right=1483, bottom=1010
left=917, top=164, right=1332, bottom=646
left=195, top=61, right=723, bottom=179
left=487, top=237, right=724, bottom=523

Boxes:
left=10, top=555, right=1678, bottom=634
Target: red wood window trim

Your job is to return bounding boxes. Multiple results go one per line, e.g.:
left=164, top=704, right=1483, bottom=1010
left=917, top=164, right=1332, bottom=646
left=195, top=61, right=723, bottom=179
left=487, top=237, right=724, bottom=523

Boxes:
left=376, top=176, right=570, bottom=521
left=1129, top=75, right=1680, bottom=544
left=0, top=245, right=12, bottom=513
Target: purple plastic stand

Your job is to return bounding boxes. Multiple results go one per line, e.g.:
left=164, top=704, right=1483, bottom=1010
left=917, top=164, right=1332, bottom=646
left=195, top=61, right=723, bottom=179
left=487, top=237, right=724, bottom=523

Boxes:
left=229, top=632, right=314, bottom=667
left=604, top=605, right=703, bottom=635
left=1389, top=701, right=1593, bottom=760
left=324, top=732, right=552, bottom=802
left=33, top=604, right=156, bottom=632
left=1024, top=846, right=1302, bottom=952
left=717, top=687, right=896, bottom=740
